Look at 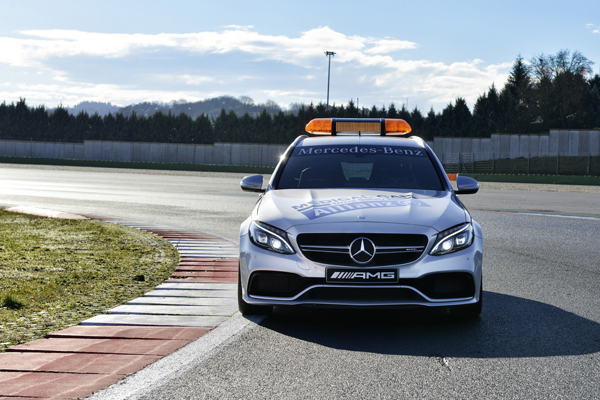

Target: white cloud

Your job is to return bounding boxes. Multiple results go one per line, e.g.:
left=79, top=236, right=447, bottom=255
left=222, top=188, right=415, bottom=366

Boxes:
left=0, top=26, right=513, bottom=110
left=370, top=60, right=511, bottom=107
left=364, top=38, right=418, bottom=54
left=182, top=76, right=215, bottom=85
left=586, top=23, right=599, bottom=34
left=152, top=74, right=216, bottom=85
left=222, top=25, right=254, bottom=30
left=260, top=89, right=320, bottom=98
left=0, top=27, right=415, bottom=69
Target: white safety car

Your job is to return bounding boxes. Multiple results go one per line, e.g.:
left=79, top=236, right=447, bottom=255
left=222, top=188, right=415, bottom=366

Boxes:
left=238, top=118, right=483, bottom=317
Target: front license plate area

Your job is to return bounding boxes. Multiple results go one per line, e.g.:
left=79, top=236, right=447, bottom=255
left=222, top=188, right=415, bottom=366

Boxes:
left=326, top=268, right=398, bottom=284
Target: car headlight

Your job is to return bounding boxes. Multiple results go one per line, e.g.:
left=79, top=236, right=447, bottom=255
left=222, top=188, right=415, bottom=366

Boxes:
left=430, top=223, right=474, bottom=256
left=249, top=221, right=295, bottom=254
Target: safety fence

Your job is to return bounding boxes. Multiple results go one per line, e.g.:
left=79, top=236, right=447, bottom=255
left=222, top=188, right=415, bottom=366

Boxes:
left=0, top=140, right=289, bottom=168
left=2, top=138, right=600, bottom=176
left=441, top=153, right=600, bottom=176
left=432, top=130, right=600, bottom=160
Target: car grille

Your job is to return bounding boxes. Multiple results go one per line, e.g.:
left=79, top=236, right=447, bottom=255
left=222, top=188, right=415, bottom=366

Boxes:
left=296, top=233, right=428, bottom=266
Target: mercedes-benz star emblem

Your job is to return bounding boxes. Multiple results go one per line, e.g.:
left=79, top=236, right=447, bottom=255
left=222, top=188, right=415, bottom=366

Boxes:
left=349, top=237, right=376, bottom=264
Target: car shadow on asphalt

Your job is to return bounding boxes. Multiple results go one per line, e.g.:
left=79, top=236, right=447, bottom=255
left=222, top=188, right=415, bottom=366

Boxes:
left=253, top=291, right=600, bottom=358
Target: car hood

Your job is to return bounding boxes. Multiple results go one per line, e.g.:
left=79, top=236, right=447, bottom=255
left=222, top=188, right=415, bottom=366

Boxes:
left=255, top=189, right=467, bottom=232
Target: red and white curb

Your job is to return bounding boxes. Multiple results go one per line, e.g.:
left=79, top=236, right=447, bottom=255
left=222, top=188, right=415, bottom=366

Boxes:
left=0, top=208, right=241, bottom=400
left=83, top=222, right=239, bottom=328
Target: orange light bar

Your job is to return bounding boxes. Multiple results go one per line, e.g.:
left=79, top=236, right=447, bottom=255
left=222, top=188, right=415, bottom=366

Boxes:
left=337, top=121, right=380, bottom=133
left=305, top=118, right=333, bottom=134
left=305, top=118, right=412, bottom=135
left=385, top=119, right=412, bottom=134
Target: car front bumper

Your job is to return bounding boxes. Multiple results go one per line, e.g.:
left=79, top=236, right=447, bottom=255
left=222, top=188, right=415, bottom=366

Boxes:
left=239, top=220, right=483, bottom=308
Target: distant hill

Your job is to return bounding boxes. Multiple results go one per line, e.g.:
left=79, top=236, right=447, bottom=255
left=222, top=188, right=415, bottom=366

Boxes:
left=118, top=96, right=282, bottom=120
left=55, top=101, right=122, bottom=116
left=56, top=96, right=283, bottom=120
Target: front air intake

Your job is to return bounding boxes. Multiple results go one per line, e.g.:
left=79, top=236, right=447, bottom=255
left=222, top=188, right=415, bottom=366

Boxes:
left=417, top=273, right=475, bottom=299
left=248, top=271, right=310, bottom=298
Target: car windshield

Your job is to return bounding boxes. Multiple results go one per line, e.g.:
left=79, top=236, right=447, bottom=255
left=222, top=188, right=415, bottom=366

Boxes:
left=277, top=144, right=444, bottom=190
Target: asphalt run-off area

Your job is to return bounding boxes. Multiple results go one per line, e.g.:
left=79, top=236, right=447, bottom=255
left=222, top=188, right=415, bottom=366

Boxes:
left=0, top=164, right=599, bottom=399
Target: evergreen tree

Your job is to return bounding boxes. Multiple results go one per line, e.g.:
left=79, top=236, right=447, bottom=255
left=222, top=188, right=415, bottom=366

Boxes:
left=387, top=103, right=398, bottom=118
left=409, top=107, right=425, bottom=136
left=587, top=85, right=600, bottom=128
left=588, top=74, right=600, bottom=91
left=472, top=85, right=501, bottom=136
left=48, top=105, right=71, bottom=141
left=88, top=112, right=104, bottom=140
left=30, top=105, right=49, bottom=140
left=421, top=108, right=439, bottom=140
left=505, top=55, right=532, bottom=104
left=254, top=108, right=272, bottom=143
left=345, top=99, right=358, bottom=118
left=439, top=102, right=456, bottom=137
left=504, top=54, right=534, bottom=131
left=379, top=105, right=387, bottom=118
left=238, top=113, right=254, bottom=143
left=305, top=103, right=317, bottom=121
left=70, top=111, right=90, bottom=142
left=315, top=102, right=327, bottom=117
left=192, top=113, right=213, bottom=144
left=212, top=109, right=229, bottom=143
left=368, top=105, right=379, bottom=118
left=453, top=97, right=473, bottom=136
left=398, top=104, right=411, bottom=121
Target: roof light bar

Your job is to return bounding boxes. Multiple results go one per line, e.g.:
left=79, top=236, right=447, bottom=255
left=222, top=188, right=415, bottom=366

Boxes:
left=305, top=118, right=411, bottom=136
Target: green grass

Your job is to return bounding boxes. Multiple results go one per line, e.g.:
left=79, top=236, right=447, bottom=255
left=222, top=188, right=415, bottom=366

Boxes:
left=1, top=293, right=24, bottom=310
left=0, top=210, right=179, bottom=351
left=0, top=156, right=275, bottom=174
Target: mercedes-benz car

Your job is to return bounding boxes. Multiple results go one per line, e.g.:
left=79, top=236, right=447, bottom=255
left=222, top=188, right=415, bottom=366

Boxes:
left=238, top=118, right=482, bottom=318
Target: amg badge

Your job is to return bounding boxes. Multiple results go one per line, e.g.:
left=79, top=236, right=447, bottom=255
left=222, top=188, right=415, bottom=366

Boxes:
left=326, top=268, right=398, bottom=283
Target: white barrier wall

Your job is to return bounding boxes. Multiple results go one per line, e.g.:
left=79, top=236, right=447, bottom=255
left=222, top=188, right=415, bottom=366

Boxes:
left=0, top=141, right=86, bottom=160
left=0, top=139, right=289, bottom=167
left=1, top=131, right=598, bottom=168
left=432, top=130, right=600, bottom=160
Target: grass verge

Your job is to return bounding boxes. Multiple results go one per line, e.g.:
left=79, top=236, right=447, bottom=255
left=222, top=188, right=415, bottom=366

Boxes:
left=0, top=210, right=179, bottom=352
left=0, top=156, right=275, bottom=174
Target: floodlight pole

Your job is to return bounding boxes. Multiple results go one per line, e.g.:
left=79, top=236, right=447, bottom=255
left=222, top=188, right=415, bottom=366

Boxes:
left=325, top=51, right=336, bottom=109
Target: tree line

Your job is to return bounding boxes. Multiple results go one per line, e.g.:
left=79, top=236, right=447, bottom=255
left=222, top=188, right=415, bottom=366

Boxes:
left=1, top=50, right=599, bottom=145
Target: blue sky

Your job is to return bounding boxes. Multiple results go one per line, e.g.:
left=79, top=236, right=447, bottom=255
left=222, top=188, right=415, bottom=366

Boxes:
left=0, top=0, right=598, bottom=112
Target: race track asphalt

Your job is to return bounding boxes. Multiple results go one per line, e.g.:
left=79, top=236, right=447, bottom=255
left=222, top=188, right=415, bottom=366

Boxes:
left=1, top=164, right=599, bottom=399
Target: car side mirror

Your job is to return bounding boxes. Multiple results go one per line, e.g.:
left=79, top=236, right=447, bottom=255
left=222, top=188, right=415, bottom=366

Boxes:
left=455, top=176, right=479, bottom=195
left=240, top=175, right=265, bottom=193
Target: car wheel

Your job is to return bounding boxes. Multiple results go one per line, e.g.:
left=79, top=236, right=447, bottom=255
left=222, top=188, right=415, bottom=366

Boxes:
left=238, top=268, right=273, bottom=315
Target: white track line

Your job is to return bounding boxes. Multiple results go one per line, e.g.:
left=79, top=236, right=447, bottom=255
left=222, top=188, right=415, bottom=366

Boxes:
left=474, top=209, right=600, bottom=221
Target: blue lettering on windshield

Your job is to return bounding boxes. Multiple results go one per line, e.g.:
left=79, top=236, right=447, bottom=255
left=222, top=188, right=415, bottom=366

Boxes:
left=294, top=146, right=423, bottom=157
